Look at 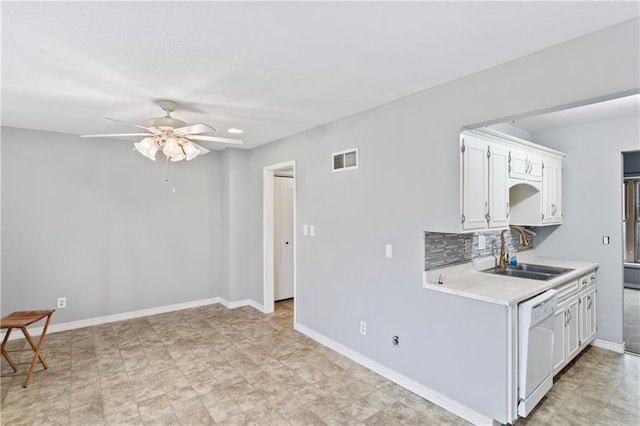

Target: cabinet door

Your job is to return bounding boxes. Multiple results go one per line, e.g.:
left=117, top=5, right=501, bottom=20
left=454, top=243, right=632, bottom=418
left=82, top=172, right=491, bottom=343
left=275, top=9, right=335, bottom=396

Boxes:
left=528, top=155, right=543, bottom=182
left=553, top=300, right=567, bottom=374
left=586, top=286, right=597, bottom=342
left=488, top=144, right=510, bottom=229
left=551, top=162, right=562, bottom=222
left=566, top=295, right=580, bottom=361
left=461, top=137, right=489, bottom=231
left=542, top=159, right=562, bottom=224
left=509, top=150, right=529, bottom=180
left=579, top=290, right=589, bottom=346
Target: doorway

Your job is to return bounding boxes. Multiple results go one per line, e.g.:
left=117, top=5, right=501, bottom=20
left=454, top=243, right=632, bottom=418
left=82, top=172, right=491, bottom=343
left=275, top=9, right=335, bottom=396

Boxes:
left=262, top=161, right=296, bottom=321
left=622, top=151, right=640, bottom=355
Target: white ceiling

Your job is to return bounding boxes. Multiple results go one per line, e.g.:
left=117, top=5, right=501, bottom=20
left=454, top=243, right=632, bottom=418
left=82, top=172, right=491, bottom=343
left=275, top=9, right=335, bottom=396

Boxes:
left=511, top=94, right=640, bottom=132
left=2, top=2, right=639, bottom=150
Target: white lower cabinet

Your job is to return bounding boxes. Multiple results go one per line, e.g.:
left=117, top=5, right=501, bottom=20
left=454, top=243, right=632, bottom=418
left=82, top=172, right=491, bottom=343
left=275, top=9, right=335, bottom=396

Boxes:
left=552, top=300, right=567, bottom=372
left=552, top=271, right=597, bottom=375
left=565, top=294, right=580, bottom=361
left=579, top=273, right=597, bottom=345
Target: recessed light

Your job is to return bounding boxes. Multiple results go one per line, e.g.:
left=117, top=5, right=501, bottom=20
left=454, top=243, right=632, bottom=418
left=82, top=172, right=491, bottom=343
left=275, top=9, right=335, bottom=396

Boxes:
left=228, top=128, right=243, bottom=134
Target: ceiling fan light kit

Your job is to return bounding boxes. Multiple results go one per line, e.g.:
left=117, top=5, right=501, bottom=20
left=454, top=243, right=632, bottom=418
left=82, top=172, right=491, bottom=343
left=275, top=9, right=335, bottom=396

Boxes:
left=81, top=99, right=243, bottom=163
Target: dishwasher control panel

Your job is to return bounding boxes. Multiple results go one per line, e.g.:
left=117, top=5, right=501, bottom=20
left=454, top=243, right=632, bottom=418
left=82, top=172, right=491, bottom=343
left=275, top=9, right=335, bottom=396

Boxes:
left=531, top=298, right=557, bottom=325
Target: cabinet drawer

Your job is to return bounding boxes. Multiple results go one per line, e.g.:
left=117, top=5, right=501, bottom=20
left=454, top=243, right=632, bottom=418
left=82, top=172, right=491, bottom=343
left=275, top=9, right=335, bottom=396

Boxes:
left=555, top=280, right=579, bottom=300
left=579, top=271, right=597, bottom=290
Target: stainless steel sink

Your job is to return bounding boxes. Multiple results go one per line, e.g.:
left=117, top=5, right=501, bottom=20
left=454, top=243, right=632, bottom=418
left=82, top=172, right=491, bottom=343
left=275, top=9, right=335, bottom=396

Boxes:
left=482, top=263, right=574, bottom=281
left=511, top=263, right=574, bottom=275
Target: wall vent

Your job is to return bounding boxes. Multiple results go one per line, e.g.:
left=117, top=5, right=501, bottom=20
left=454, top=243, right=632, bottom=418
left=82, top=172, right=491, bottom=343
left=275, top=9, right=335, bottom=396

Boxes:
left=332, top=148, right=359, bottom=172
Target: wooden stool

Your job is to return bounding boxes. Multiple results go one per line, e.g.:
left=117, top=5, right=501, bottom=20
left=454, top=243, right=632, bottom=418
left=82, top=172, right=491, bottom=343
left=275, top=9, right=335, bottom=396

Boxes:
left=1, top=310, right=55, bottom=387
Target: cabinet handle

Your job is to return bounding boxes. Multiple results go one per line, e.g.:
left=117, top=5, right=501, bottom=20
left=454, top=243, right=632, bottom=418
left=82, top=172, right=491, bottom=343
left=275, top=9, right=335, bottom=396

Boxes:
left=587, top=295, right=592, bottom=309
left=582, top=279, right=588, bottom=286
left=551, top=203, right=557, bottom=216
left=506, top=202, right=510, bottom=218
left=565, top=310, right=569, bottom=326
left=590, top=275, right=596, bottom=282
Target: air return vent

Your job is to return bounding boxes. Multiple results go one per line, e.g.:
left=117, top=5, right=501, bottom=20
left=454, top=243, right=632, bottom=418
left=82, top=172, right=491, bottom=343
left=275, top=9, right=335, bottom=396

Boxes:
left=332, top=148, right=359, bottom=172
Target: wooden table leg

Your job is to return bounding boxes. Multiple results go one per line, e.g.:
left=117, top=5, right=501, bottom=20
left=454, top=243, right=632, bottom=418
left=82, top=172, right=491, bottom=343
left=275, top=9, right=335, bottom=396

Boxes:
left=1, top=328, right=18, bottom=372
left=21, top=312, right=53, bottom=388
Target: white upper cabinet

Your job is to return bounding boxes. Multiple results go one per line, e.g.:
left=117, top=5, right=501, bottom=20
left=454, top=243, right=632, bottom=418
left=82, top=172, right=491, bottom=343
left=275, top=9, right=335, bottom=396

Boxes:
left=509, top=150, right=542, bottom=183
left=542, top=157, right=562, bottom=224
left=460, top=134, right=509, bottom=232
left=461, top=135, right=491, bottom=231
left=488, top=144, right=510, bottom=229
left=460, top=129, right=565, bottom=231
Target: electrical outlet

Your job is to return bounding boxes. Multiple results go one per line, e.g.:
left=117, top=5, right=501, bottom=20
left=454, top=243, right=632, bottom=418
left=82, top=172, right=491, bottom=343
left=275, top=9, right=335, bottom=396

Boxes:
left=392, top=335, right=399, bottom=346
left=360, top=321, right=367, bottom=336
left=602, top=236, right=610, bottom=245
left=57, top=297, right=67, bottom=309
left=464, top=239, right=472, bottom=256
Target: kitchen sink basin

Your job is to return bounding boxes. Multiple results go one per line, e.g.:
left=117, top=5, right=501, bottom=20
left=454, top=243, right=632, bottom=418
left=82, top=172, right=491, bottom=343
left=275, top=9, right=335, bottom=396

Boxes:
left=511, top=263, right=574, bottom=275
left=482, top=263, right=574, bottom=281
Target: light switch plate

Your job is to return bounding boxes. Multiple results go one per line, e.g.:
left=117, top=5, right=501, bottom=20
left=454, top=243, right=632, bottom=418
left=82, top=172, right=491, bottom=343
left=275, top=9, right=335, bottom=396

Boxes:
left=602, top=236, right=610, bottom=245
left=385, top=244, right=392, bottom=258
left=303, top=224, right=308, bottom=236
left=310, top=225, right=315, bottom=237
left=478, top=235, right=486, bottom=250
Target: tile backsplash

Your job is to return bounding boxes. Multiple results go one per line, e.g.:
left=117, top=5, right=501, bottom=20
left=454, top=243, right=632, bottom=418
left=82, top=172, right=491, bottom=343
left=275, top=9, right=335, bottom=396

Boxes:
left=424, top=229, right=533, bottom=270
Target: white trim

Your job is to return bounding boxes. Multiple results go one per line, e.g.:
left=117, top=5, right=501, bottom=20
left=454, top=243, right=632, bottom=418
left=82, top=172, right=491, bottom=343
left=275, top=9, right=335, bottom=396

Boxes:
left=1, top=297, right=262, bottom=341
left=467, top=128, right=565, bottom=158
left=262, top=160, right=297, bottom=317
left=592, top=339, right=626, bottom=354
left=294, top=322, right=493, bottom=426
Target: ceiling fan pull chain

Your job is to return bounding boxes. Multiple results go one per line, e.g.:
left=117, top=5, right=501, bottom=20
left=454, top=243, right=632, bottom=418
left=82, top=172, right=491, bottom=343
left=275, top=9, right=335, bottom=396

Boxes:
left=172, top=162, right=177, bottom=193
left=164, top=156, right=170, bottom=183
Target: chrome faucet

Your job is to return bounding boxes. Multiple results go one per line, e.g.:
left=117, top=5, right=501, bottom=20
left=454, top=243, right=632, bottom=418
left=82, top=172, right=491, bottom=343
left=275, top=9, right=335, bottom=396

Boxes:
left=498, top=226, right=530, bottom=269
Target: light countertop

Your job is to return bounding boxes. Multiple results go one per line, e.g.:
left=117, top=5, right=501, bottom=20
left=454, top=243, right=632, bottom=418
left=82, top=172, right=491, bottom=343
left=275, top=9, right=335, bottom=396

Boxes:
left=423, top=250, right=598, bottom=306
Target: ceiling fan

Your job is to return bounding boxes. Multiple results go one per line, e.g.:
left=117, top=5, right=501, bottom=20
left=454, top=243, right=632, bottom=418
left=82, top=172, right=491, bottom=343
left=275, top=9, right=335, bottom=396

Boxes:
left=81, top=100, right=243, bottom=162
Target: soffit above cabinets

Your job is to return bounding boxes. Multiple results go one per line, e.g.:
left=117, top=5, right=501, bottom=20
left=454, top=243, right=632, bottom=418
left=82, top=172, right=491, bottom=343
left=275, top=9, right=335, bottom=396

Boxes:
left=2, top=2, right=638, bottom=149
left=511, top=94, right=640, bottom=132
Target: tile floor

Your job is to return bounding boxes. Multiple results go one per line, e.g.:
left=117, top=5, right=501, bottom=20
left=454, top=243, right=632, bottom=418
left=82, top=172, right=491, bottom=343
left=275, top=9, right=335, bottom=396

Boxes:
left=1, top=299, right=638, bottom=425
left=623, top=287, right=639, bottom=354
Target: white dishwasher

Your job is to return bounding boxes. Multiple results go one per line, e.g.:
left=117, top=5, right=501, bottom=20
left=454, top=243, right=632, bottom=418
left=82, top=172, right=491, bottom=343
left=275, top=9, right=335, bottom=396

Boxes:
left=518, top=289, right=557, bottom=417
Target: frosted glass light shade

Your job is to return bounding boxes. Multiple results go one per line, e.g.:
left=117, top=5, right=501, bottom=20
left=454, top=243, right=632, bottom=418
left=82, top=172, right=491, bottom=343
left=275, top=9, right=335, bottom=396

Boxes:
left=182, top=141, right=201, bottom=161
left=163, top=137, right=183, bottom=159
left=170, top=152, right=187, bottom=162
left=134, top=137, right=159, bottom=161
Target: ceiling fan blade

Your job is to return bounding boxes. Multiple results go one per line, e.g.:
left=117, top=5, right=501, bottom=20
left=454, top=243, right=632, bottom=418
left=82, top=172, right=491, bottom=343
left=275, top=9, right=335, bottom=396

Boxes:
left=104, top=117, right=152, bottom=131
left=186, top=135, right=244, bottom=145
left=174, top=123, right=216, bottom=135
left=81, top=133, right=152, bottom=138
left=192, top=142, right=210, bottom=154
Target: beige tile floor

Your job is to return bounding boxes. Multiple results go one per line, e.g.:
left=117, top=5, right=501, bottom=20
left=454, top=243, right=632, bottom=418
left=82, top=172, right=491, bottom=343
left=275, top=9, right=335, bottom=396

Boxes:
left=1, top=299, right=638, bottom=425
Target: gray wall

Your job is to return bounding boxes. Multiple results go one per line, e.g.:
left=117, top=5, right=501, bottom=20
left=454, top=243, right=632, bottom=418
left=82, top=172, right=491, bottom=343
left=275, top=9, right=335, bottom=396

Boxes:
left=1, top=127, right=224, bottom=323
left=226, top=18, right=639, bottom=412
left=1, top=17, right=638, bottom=421
left=624, top=267, right=640, bottom=285
left=533, top=115, right=640, bottom=344
left=623, top=150, right=640, bottom=176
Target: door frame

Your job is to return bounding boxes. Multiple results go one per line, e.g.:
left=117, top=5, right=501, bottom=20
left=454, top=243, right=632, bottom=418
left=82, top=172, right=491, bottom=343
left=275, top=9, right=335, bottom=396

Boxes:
left=263, top=160, right=296, bottom=318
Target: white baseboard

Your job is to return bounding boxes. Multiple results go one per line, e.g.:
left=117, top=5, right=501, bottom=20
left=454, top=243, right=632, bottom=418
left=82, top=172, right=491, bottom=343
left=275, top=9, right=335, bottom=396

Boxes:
left=294, top=322, right=493, bottom=426
left=592, top=339, right=626, bottom=354
left=218, top=298, right=264, bottom=312
left=1, top=297, right=262, bottom=341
